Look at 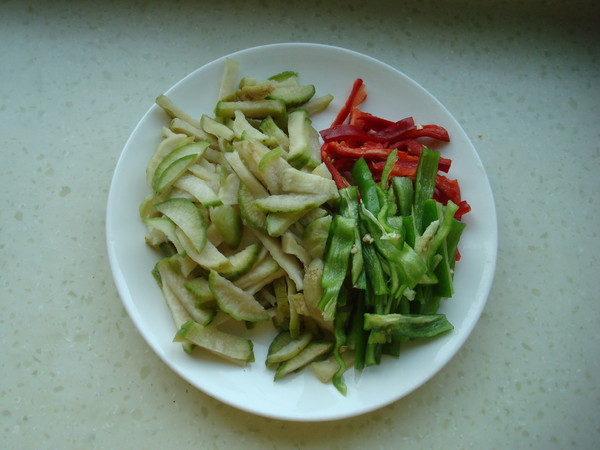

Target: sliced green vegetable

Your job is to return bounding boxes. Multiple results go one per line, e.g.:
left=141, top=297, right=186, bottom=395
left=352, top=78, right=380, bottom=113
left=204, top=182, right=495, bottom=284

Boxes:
left=317, top=215, right=356, bottom=321
left=259, top=116, right=289, bottom=151
left=267, top=84, right=315, bottom=107
left=174, top=174, right=223, bottom=207
left=156, top=258, right=215, bottom=325
left=215, top=99, right=287, bottom=126
left=413, top=148, right=440, bottom=234
left=220, top=242, right=261, bottom=281
left=174, top=320, right=254, bottom=364
left=253, top=193, right=330, bottom=213
left=274, top=341, right=333, bottom=381
left=154, top=198, right=207, bottom=253
left=266, top=331, right=312, bottom=366
left=237, top=181, right=268, bottom=232
left=391, top=176, right=414, bottom=217
left=209, top=204, right=242, bottom=249
left=208, top=270, right=269, bottom=322
left=287, top=109, right=320, bottom=169
left=363, top=313, right=454, bottom=339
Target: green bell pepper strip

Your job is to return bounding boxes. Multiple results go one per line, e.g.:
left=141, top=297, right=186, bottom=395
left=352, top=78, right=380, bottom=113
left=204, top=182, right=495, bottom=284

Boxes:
left=402, top=215, right=417, bottom=248
left=413, top=284, right=437, bottom=314
left=413, top=148, right=440, bottom=234
left=338, top=187, right=366, bottom=289
left=379, top=149, right=398, bottom=189
left=364, top=313, right=454, bottom=338
left=332, top=296, right=350, bottom=395
left=359, top=204, right=426, bottom=294
left=423, top=200, right=459, bottom=265
left=345, top=290, right=367, bottom=370
left=392, top=176, right=414, bottom=217
left=351, top=157, right=381, bottom=215
left=446, top=219, right=466, bottom=271
left=318, top=215, right=357, bottom=321
left=358, top=219, right=389, bottom=298
left=338, top=186, right=359, bottom=217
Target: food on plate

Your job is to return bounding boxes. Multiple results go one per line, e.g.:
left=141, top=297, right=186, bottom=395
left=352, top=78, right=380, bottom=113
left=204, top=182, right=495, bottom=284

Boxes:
left=139, top=59, right=469, bottom=394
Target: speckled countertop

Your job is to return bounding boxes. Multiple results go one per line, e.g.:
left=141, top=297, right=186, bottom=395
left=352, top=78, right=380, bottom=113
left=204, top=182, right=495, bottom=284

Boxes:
left=2, top=0, right=599, bottom=448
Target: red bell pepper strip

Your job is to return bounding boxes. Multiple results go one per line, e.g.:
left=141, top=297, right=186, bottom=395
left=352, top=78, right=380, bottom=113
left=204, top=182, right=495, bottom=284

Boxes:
left=324, top=142, right=414, bottom=162
left=395, top=124, right=450, bottom=142
left=330, top=78, right=367, bottom=127
left=368, top=160, right=419, bottom=181
left=455, top=248, right=462, bottom=262
left=389, top=138, right=425, bottom=153
left=455, top=200, right=471, bottom=221
left=321, top=143, right=350, bottom=189
left=350, top=108, right=394, bottom=131
left=320, top=117, right=417, bottom=145
left=435, top=175, right=461, bottom=205
left=369, top=117, right=415, bottom=142
left=320, top=124, right=373, bottom=144
left=327, top=142, right=451, bottom=173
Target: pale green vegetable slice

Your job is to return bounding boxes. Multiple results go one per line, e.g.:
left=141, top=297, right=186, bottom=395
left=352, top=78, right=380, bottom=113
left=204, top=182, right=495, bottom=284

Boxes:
left=200, top=114, right=235, bottom=141
left=168, top=253, right=198, bottom=278
left=233, top=252, right=282, bottom=292
left=258, top=147, right=285, bottom=171
left=156, top=94, right=201, bottom=128
left=187, top=158, right=220, bottom=183
left=241, top=268, right=286, bottom=296
left=251, top=229, right=304, bottom=290
left=143, top=216, right=180, bottom=250
left=267, top=84, right=315, bottom=107
left=169, top=118, right=217, bottom=145
left=281, top=167, right=338, bottom=198
left=174, top=320, right=254, bottom=364
left=175, top=227, right=232, bottom=272
left=224, top=150, right=269, bottom=199
left=153, top=141, right=209, bottom=188
left=266, top=331, right=312, bottom=366
left=155, top=270, right=192, bottom=328
left=220, top=243, right=261, bottom=281
left=146, top=132, right=194, bottom=186
left=259, top=116, right=289, bottom=151
left=266, top=210, right=307, bottom=237
left=156, top=258, right=215, bottom=325
left=274, top=341, right=333, bottom=380
left=208, top=270, right=269, bottom=322
left=286, top=109, right=320, bottom=169
left=301, top=215, right=332, bottom=259
left=292, top=93, right=334, bottom=115
left=153, top=154, right=199, bottom=196
left=154, top=198, right=207, bottom=253
left=217, top=171, right=240, bottom=206
left=217, top=58, right=240, bottom=101
left=215, top=99, right=286, bottom=125
left=311, top=351, right=355, bottom=383
left=209, top=204, right=242, bottom=249
left=232, top=110, right=271, bottom=142
left=183, top=277, right=215, bottom=306
left=237, top=182, right=268, bottom=232
left=253, top=193, right=330, bottom=213
left=281, top=231, right=311, bottom=266
left=235, top=139, right=289, bottom=194
left=298, top=207, right=328, bottom=227
left=174, top=174, right=222, bottom=207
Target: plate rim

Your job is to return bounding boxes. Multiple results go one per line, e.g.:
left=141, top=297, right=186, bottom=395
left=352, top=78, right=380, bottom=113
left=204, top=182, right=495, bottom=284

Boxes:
left=106, top=42, right=498, bottom=422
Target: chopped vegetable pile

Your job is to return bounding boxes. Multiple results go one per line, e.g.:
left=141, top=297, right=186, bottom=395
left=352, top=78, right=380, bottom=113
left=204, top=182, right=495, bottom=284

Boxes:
left=139, top=59, right=470, bottom=395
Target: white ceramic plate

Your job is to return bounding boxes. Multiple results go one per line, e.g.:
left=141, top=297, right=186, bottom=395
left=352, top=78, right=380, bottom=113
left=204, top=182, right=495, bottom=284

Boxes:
left=106, top=43, right=497, bottom=421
